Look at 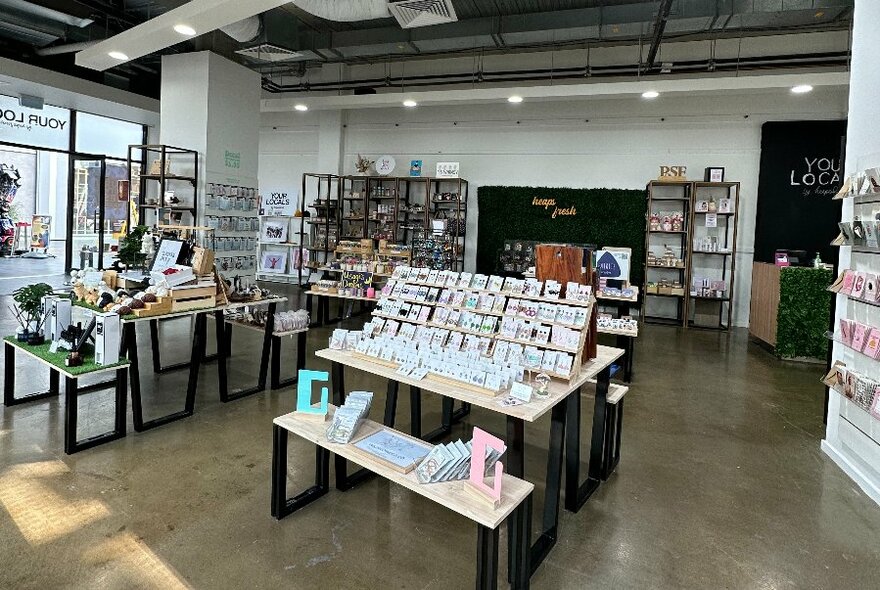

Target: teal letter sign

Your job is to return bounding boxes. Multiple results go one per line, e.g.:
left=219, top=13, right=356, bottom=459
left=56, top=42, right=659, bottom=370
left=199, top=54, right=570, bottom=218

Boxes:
left=296, top=369, right=329, bottom=416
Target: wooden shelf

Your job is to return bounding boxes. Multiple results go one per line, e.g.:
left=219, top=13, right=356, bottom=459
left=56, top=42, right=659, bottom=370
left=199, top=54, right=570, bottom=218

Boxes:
left=494, top=334, right=580, bottom=354
left=645, top=292, right=685, bottom=298
left=692, top=250, right=732, bottom=256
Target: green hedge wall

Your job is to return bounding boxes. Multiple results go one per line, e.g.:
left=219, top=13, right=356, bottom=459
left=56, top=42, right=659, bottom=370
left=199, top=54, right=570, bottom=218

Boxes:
left=776, top=267, right=833, bottom=359
left=476, top=186, right=647, bottom=286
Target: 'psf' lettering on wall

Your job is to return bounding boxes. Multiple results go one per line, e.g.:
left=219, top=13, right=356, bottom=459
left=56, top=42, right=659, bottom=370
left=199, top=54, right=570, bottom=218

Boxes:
left=790, top=156, right=841, bottom=197
left=532, top=197, right=577, bottom=219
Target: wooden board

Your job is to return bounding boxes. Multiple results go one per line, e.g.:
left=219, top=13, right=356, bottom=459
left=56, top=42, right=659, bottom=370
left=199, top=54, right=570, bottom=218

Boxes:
left=748, top=262, right=780, bottom=346
left=583, top=379, right=629, bottom=405
left=316, top=345, right=624, bottom=423
left=171, top=295, right=215, bottom=312
left=274, top=406, right=533, bottom=529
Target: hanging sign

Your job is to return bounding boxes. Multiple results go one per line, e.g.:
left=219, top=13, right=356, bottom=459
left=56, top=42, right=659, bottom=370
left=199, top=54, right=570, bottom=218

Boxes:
left=0, top=95, right=70, bottom=150
left=260, top=190, right=297, bottom=216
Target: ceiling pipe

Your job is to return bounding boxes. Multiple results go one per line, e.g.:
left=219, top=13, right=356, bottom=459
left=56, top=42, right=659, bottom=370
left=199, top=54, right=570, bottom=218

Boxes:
left=219, top=15, right=262, bottom=43
left=290, top=0, right=390, bottom=22
left=35, top=40, right=100, bottom=56
left=643, top=0, right=675, bottom=73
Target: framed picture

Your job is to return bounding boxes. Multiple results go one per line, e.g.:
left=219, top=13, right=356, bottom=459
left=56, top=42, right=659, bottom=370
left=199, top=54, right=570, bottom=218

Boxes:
left=695, top=200, right=709, bottom=213
left=261, top=218, right=288, bottom=243
left=260, top=251, right=287, bottom=274
left=705, top=167, right=725, bottom=182
left=718, top=198, right=732, bottom=213
left=410, top=160, right=423, bottom=177
left=151, top=238, right=187, bottom=273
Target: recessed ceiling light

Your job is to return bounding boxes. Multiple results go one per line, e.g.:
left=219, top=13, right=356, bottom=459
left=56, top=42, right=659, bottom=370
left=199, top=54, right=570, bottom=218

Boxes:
left=294, top=104, right=308, bottom=112
left=174, top=24, right=196, bottom=36
left=403, top=99, right=417, bottom=108
left=108, top=51, right=128, bottom=61
left=791, top=84, right=813, bottom=94
left=642, top=90, right=659, bottom=99
left=507, top=95, right=523, bottom=103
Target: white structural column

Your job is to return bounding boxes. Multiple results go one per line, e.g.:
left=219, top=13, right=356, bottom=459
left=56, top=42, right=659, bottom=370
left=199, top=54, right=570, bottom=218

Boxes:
left=159, top=50, right=261, bottom=278
left=822, top=0, right=880, bottom=506
left=317, top=110, right=345, bottom=175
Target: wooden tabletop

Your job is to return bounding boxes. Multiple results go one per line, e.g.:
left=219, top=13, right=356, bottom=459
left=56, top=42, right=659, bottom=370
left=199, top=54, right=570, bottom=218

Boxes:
left=224, top=318, right=307, bottom=338
left=315, top=345, right=624, bottom=423
left=307, top=291, right=379, bottom=303
left=274, top=406, right=533, bottom=529
left=121, top=296, right=288, bottom=323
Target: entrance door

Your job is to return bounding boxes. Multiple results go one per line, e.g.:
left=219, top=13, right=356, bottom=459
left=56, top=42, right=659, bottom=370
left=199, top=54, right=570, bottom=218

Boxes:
left=67, top=156, right=132, bottom=270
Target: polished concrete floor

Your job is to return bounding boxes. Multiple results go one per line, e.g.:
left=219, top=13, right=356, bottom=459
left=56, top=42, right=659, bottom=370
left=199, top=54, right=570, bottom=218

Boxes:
left=1, top=289, right=879, bottom=589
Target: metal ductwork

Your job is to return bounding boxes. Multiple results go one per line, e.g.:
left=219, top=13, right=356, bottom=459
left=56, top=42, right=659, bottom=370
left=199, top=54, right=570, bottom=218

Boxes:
left=291, top=0, right=390, bottom=22
left=35, top=40, right=99, bottom=56
left=220, top=15, right=263, bottom=43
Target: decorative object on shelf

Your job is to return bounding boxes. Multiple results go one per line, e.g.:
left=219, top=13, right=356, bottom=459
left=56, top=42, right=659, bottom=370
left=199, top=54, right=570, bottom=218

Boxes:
left=355, top=154, right=374, bottom=174
left=326, top=390, right=373, bottom=443
left=658, top=165, right=687, bottom=180
left=705, top=167, right=725, bottom=182
left=466, top=427, right=506, bottom=507
left=375, top=155, right=396, bottom=176
left=410, top=160, right=422, bottom=177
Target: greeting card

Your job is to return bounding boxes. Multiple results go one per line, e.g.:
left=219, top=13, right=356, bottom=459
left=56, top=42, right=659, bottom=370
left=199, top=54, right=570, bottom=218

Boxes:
left=851, top=322, right=869, bottom=351
left=852, top=272, right=867, bottom=299
left=841, top=270, right=856, bottom=294
left=866, top=328, right=880, bottom=359
left=839, top=318, right=854, bottom=345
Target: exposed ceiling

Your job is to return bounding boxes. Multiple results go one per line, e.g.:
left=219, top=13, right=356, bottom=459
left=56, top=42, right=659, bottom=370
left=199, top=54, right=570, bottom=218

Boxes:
left=0, top=0, right=855, bottom=99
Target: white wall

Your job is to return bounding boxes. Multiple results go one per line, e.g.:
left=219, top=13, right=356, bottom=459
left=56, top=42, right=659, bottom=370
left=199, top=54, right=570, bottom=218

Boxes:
left=823, top=0, right=880, bottom=506
left=259, top=86, right=847, bottom=327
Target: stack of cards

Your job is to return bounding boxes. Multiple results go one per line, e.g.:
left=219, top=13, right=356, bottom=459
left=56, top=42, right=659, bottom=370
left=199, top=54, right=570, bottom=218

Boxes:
left=326, top=391, right=374, bottom=443
left=415, top=438, right=504, bottom=484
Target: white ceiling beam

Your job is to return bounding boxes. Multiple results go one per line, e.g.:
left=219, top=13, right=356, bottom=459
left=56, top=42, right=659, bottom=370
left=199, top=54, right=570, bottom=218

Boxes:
left=261, top=71, right=850, bottom=112
left=74, top=0, right=291, bottom=71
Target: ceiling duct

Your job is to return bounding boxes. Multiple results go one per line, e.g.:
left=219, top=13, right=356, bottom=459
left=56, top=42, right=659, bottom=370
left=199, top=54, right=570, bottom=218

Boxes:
left=388, top=0, right=457, bottom=28
left=220, top=15, right=263, bottom=43
left=236, top=44, right=305, bottom=63
left=290, top=0, right=390, bottom=22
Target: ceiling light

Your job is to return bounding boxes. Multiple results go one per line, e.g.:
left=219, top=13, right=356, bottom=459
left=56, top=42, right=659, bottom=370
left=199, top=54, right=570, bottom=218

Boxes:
left=403, top=99, right=417, bottom=108
left=294, top=104, right=308, bottom=112
left=173, top=24, right=197, bottom=36
left=642, top=90, right=659, bottom=99
left=507, top=96, right=523, bottom=103
left=107, top=51, right=128, bottom=61
left=791, top=85, right=813, bottom=94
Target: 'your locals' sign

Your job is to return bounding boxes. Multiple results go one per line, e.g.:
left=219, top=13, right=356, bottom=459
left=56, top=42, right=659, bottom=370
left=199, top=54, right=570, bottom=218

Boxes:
left=532, top=197, right=576, bottom=219
left=259, top=189, right=297, bottom=216
left=0, top=94, right=70, bottom=150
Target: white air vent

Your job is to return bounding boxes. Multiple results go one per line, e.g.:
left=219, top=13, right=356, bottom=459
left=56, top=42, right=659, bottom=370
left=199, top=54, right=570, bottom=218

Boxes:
left=388, top=0, right=457, bottom=29
left=236, top=44, right=304, bottom=63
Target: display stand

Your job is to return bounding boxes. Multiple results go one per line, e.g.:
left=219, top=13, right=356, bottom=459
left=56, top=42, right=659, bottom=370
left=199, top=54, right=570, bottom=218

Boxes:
left=128, top=144, right=199, bottom=230
left=203, top=182, right=259, bottom=282
left=643, top=180, right=691, bottom=326
left=430, top=177, right=468, bottom=271
left=301, top=173, right=340, bottom=282
left=687, top=181, right=740, bottom=330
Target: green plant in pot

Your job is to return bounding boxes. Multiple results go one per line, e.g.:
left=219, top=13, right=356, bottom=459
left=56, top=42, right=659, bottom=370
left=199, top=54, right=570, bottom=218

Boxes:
left=11, top=282, right=54, bottom=344
left=116, top=225, right=149, bottom=270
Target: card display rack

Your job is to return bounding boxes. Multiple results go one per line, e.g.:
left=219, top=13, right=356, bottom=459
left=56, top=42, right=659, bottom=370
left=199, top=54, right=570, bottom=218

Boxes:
left=204, top=182, right=259, bottom=281
left=687, top=182, right=740, bottom=331
left=361, top=269, right=596, bottom=388
left=644, top=180, right=691, bottom=326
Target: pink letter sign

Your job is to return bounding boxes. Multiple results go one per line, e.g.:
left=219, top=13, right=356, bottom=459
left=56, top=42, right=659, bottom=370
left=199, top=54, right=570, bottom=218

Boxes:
left=468, top=427, right=506, bottom=507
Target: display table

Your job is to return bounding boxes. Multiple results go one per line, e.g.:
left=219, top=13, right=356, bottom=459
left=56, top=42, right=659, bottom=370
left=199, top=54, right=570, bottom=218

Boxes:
left=3, top=338, right=128, bottom=454
left=306, top=290, right=378, bottom=327
left=272, top=406, right=534, bottom=589
left=314, top=344, right=624, bottom=575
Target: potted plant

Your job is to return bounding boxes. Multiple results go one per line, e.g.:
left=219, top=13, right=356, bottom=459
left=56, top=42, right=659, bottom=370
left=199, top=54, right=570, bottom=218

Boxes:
left=11, top=282, right=54, bottom=344
left=116, top=225, right=149, bottom=270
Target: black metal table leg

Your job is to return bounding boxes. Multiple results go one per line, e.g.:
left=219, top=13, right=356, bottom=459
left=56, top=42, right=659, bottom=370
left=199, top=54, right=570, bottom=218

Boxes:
left=4, top=342, right=60, bottom=406
left=508, top=494, right=532, bottom=590
left=615, top=334, right=634, bottom=383
left=271, top=424, right=330, bottom=519
left=529, top=399, right=567, bottom=574
left=330, top=361, right=373, bottom=491
left=565, top=366, right=610, bottom=512
left=410, top=386, right=422, bottom=438
left=149, top=317, right=218, bottom=374
left=270, top=330, right=308, bottom=390
left=506, top=415, right=525, bottom=582
left=218, top=303, right=277, bottom=402
left=63, top=367, right=128, bottom=455
left=476, top=524, right=499, bottom=590
left=383, top=380, right=399, bottom=427
left=127, top=320, right=198, bottom=432
left=602, top=399, right=624, bottom=479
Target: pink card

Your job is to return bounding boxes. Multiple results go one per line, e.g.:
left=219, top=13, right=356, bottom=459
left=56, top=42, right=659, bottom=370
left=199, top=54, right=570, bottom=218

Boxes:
left=865, top=273, right=879, bottom=301
left=864, top=328, right=880, bottom=358
left=851, top=322, right=868, bottom=351
left=840, top=318, right=854, bottom=345
left=852, top=272, right=867, bottom=299
left=841, top=270, right=855, bottom=294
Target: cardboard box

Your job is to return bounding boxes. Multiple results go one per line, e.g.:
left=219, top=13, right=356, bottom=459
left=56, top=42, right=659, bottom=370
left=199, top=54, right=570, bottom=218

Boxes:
left=94, top=312, right=121, bottom=366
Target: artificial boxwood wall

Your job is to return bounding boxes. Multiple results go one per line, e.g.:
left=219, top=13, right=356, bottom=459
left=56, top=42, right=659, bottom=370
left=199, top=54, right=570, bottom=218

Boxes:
left=476, top=186, right=647, bottom=287
left=775, top=267, right=833, bottom=360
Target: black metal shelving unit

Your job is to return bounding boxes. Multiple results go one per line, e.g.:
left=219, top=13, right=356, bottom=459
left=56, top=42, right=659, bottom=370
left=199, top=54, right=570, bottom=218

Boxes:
left=128, top=144, right=199, bottom=230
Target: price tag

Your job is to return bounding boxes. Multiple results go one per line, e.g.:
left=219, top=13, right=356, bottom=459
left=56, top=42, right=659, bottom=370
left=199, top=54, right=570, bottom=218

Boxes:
left=510, top=381, right=533, bottom=402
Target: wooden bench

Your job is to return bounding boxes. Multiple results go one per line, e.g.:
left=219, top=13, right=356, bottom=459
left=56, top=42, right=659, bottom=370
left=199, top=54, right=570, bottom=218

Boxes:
left=272, top=407, right=534, bottom=589
left=585, top=380, right=628, bottom=479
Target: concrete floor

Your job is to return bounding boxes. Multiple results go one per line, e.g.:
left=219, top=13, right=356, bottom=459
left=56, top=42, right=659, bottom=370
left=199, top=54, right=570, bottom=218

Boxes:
left=1, top=288, right=879, bottom=589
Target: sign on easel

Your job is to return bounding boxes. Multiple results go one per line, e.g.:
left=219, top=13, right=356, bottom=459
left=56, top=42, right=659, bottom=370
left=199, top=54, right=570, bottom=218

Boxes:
left=341, top=271, right=373, bottom=291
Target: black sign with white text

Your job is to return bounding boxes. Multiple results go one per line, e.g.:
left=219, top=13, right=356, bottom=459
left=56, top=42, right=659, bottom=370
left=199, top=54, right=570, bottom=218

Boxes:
left=754, top=120, right=846, bottom=266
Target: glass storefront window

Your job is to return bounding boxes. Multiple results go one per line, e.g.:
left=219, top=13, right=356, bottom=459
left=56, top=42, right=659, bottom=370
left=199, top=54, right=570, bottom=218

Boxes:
left=74, top=112, right=143, bottom=160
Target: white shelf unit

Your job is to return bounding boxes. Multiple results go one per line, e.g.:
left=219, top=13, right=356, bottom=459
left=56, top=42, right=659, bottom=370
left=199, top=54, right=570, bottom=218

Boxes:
left=203, top=181, right=259, bottom=282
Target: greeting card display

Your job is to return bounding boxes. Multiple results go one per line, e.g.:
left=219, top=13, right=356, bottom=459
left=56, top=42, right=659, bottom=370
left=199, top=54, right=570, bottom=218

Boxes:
left=260, top=251, right=287, bottom=274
